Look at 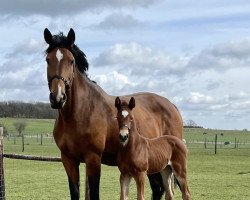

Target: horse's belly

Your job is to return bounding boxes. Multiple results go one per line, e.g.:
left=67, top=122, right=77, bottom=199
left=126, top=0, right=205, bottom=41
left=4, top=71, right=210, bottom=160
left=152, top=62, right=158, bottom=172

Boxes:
left=101, top=152, right=117, bottom=166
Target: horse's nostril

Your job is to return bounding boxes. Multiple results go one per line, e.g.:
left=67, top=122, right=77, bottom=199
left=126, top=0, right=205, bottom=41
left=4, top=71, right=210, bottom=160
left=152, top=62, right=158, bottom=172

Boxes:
left=62, top=94, right=67, bottom=101
left=49, top=93, right=56, bottom=101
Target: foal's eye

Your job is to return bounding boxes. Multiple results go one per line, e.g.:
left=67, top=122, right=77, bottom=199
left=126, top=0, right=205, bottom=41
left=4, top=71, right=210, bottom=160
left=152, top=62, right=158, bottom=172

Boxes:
left=69, top=60, right=74, bottom=65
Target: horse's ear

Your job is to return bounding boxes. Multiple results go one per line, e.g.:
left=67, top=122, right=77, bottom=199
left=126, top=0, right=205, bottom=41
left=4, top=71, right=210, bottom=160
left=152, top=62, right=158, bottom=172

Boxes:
left=115, top=97, right=121, bottom=109
left=128, top=97, right=135, bottom=110
left=67, top=28, right=75, bottom=47
left=44, top=28, right=53, bottom=44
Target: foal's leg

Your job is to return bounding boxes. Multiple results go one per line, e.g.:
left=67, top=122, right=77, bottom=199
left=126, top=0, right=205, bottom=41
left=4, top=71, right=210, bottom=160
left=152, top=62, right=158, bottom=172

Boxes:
left=172, top=163, right=191, bottom=200
left=174, top=176, right=190, bottom=200
left=160, top=165, right=174, bottom=200
left=85, top=153, right=102, bottom=200
left=134, top=172, right=146, bottom=200
left=61, top=153, right=80, bottom=200
left=120, top=173, right=132, bottom=200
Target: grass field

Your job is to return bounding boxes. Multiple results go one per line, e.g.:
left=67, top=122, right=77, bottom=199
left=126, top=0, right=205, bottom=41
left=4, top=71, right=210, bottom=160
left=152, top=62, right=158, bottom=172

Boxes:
left=1, top=118, right=250, bottom=199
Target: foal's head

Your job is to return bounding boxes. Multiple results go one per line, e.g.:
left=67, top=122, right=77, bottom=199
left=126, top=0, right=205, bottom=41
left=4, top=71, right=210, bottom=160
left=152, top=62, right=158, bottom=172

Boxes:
left=115, top=97, right=135, bottom=146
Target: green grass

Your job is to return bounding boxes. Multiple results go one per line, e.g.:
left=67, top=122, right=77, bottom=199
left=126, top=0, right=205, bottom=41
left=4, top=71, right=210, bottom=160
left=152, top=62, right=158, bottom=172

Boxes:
left=1, top=118, right=250, bottom=199
left=4, top=145, right=250, bottom=200
left=0, top=117, right=55, bottom=135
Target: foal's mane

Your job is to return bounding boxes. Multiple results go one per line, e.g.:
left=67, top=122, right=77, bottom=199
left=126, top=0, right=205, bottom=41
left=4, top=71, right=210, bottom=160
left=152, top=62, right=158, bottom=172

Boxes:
left=45, top=32, right=89, bottom=75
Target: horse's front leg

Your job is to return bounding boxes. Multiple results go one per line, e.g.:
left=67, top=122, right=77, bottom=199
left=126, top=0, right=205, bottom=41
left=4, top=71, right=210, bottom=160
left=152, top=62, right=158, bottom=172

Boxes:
left=61, top=153, right=80, bottom=200
left=134, top=172, right=146, bottom=200
left=85, top=153, right=102, bottom=200
left=148, top=173, right=164, bottom=200
left=120, top=173, right=132, bottom=200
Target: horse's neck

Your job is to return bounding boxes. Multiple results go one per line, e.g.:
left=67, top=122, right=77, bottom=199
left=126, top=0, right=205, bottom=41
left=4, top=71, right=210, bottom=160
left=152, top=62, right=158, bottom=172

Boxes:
left=59, top=70, right=110, bottom=121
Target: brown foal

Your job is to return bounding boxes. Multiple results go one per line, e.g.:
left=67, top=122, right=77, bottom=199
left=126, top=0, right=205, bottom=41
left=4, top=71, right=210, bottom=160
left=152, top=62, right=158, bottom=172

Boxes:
left=115, top=97, right=191, bottom=200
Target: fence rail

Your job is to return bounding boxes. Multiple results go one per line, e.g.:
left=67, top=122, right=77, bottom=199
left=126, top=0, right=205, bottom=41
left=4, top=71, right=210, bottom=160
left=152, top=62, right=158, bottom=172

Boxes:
left=0, top=127, right=62, bottom=199
left=3, top=154, right=61, bottom=162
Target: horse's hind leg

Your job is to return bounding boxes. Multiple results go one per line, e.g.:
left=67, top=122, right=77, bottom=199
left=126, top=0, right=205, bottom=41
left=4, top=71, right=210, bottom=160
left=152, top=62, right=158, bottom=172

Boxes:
left=148, top=173, right=164, bottom=200
left=160, top=165, right=174, bottom=200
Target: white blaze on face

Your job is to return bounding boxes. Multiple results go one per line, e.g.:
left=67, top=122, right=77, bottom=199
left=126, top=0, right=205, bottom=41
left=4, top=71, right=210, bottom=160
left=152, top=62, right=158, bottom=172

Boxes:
left=122, top=110, right=129, bottom=118
left=56, top=85, right=63, bottom=102
left=56, top=49, right=63, bottom=63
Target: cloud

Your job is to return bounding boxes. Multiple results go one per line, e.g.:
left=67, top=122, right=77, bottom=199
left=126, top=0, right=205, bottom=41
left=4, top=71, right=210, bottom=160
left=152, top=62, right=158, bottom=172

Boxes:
left=5, top=39, right=45, bottom=58
left=93, top=43, right=187, bottom=76
left=0, top=38, right=48, bottom=101
left=93, top=71, right=136, bottom=95
left=187, top=39, right=250, bottom=71
left=187, top=92, right=214, bottom=104
left=0, top=0, right=160, bottom=17
left=94, top=13, right=146, bottom=30
left=93, top=38, right=250, bottom=81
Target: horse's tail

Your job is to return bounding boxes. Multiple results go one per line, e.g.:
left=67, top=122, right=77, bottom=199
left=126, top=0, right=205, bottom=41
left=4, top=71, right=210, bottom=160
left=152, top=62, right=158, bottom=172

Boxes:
left=174, top=175, right=181, bottom=190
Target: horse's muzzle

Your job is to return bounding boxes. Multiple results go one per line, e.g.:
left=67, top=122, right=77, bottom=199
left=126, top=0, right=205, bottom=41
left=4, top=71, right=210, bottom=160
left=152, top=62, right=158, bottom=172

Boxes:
left=49, top=92, right=67, bottom=109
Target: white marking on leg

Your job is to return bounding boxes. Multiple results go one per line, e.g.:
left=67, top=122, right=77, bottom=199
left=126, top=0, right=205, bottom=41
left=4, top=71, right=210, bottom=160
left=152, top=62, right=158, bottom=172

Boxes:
left=161, top=167, right=174, bottom=199
left=56, top=49, right=63, bottom=63
left=122, top=110, right=129, bottom=118
left=121, top=175, right=131, bottom=200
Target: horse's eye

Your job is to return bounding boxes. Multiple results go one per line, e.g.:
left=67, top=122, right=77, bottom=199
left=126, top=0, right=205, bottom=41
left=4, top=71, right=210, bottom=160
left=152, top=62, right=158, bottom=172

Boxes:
left=70, top=60, right=74, bottom=65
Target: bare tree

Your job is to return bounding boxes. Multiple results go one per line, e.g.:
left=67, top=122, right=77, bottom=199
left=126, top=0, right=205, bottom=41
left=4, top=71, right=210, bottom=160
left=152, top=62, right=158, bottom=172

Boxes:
left=13, top=121, right=27, bottom=137
left=184, top=120, right=198, bottom=127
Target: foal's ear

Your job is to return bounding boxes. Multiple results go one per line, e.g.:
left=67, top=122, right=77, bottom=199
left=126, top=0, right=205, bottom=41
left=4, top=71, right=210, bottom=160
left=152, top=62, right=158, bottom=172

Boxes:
left=67, top=28, right=75, bottom=47
left=44, top=28, right=53, bottom=45
left=128, top=97, right=135, bottom=110
left=115, top=97, right=121, bottom=109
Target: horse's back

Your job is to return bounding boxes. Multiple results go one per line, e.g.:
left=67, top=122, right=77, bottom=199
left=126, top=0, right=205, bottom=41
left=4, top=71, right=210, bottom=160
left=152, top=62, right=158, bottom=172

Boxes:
left=121, top=92, right=183, bottom=139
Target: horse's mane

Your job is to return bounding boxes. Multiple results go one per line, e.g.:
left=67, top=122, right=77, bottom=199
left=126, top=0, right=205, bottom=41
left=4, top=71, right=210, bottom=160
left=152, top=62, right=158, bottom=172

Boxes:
left=45, top=32, right=89, bottom=74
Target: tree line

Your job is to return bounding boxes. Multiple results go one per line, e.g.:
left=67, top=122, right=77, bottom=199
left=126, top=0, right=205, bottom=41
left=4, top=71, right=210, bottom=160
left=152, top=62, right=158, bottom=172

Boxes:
left=0, top=101, right=57, bottom=119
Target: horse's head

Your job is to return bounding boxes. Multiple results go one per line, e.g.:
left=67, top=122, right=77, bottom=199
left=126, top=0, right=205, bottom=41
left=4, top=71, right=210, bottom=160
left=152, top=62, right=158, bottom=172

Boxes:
left=44, top=28, right=76, bottom=109
left=115, top=97, right=135, bottom=146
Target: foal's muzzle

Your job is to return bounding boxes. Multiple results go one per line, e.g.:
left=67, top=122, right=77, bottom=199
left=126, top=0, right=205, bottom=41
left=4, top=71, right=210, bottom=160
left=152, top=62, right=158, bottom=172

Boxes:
left=119, top=134, right=129, bottom=142
left=49, top=92, right=67, bottom=109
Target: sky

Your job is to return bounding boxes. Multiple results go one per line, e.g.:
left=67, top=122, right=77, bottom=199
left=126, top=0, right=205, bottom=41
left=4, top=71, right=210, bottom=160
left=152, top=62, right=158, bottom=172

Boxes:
left=0, top=0, right=250, bottom=130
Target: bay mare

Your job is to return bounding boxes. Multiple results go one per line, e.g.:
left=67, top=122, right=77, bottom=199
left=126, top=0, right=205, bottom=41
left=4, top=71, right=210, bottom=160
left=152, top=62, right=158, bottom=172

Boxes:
left=115, top=97, right=191, bottom=200
left=44, top=28, right=183, bottom=200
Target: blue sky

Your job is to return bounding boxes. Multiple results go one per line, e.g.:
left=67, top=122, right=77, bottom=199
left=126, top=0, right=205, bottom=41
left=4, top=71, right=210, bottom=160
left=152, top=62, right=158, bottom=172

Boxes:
left=0, top=0, right=250, bottom=130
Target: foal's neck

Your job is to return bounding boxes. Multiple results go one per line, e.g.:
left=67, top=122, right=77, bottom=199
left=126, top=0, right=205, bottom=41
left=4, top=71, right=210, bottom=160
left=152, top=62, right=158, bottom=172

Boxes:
left=127, top=120, right=144, bottom=148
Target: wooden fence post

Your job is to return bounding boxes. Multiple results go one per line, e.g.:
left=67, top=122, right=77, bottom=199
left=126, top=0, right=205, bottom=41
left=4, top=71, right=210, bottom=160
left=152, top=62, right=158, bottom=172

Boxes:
left=0, top=127, right=6, bottom=199
left=204, top=137, right=207, bottom=149
left=215, top=134, right=217, bottom=155
left=22, top=134, right=25, bottom=152
left=40, top=134, right=43, bottom=145
left=14, top=133, right=16, bottom=145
